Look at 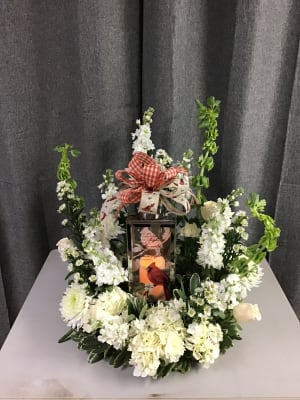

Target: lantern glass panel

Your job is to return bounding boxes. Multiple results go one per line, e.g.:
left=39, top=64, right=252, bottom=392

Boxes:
left=126, top=216, right=176, bottom=301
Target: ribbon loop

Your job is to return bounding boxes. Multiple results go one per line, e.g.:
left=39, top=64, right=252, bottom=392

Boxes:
left=115, top=152, right=195, bottom=215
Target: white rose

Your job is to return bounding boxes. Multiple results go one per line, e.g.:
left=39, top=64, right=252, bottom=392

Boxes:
left=56, top=238, right=75, bottom=261
left=180, top=222, right=200, bottom=238
left=201, top=201, right=217, bottom=221
left=233, top=303, right=262, bottom=322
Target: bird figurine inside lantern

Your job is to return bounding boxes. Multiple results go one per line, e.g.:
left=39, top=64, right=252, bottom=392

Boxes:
left=126, top=217, right=176, bottom=301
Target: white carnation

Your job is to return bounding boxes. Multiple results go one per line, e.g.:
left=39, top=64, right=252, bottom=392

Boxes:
left=98, top=315, right=129, bottom=350
left=95, top=287, right=128, bottom=316
left=164, top=331, right=185, bottom=363
left=128, top=330, right=161, bottom=377
left=128, top=302, right=186, bottom=377
left=185, top=321, right=223, bottom=368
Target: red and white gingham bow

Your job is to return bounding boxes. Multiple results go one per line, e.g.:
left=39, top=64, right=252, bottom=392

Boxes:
left=115, top=152, right=192, bottom=215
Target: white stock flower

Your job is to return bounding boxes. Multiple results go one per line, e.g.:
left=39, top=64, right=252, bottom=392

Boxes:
left=83, top=232, right=128, bottom=286
left=233, top=303, right=262, bottom=322
left=155, top=148, right=173, bottom=167
left=94, top=255, right=128, bottom=286
left=58, top=203, right=66, bottom=213
left=56, top=180, right=73, bottom=201
left=197, top=198, right=233, bottom=269
left=60, top=283, right=90, bottom=329
left=131, top=123, right=155, bottom=154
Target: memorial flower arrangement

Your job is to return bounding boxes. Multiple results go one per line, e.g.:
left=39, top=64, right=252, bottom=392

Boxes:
left=55, top=97, right=280, bottom=379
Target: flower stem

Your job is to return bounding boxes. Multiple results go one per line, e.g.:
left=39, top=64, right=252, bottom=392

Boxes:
left=192, top=97, right=221, bottom=206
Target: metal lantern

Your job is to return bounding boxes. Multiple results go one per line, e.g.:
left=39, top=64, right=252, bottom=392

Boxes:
left=126, top=214, right=176, bottom=301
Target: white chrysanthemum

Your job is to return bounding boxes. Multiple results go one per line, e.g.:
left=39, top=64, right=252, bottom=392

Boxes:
left=60, top=283, right=90, bottom=329
left=185, top=321, right=223, bottom=368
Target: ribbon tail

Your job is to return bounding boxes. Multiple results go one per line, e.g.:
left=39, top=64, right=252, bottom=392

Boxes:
left=160, top=196, right=190, bottom=216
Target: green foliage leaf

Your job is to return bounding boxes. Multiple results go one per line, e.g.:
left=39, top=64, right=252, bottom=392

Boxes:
left=189, top=273, right=201, bottom=295
left=246, top=193, right=280, bottom=259
left=58, top=328, right=76, bottom=343
left=88, top=350, right=104, bottom=363
left=174, top=274, right=187, bottom=301
left=110, top=347, right=130, bottom=368
left=193, top=97, right=221, bottom=204
left=70, top=149, right=81, bottom=157
left=126, top=296, right=147, bottom=319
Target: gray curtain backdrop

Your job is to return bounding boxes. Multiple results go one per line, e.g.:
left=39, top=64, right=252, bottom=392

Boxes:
left=0, top=0, right=299, bottom=346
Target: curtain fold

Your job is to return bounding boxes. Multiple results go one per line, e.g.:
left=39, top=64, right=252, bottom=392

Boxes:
left=269, top=39, right=300, bottom=314
left=0, top=0, right=299, bottom=347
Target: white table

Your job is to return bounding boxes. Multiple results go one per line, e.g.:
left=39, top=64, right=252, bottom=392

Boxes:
left=0, top=250, right=299, bottom=399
